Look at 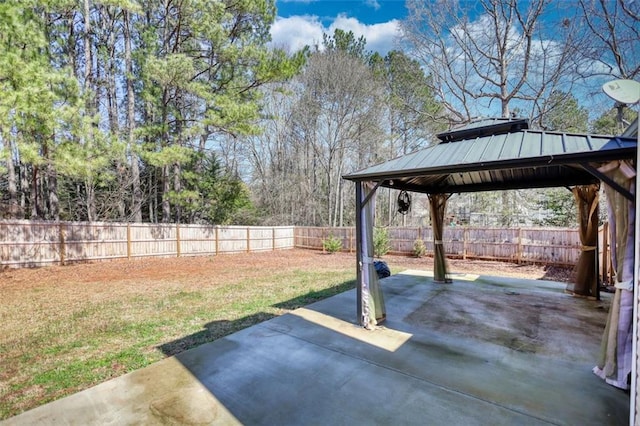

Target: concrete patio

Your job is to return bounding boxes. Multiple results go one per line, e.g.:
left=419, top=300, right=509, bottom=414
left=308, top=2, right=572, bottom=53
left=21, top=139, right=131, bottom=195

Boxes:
left=3, top=270, right=629, bottom=425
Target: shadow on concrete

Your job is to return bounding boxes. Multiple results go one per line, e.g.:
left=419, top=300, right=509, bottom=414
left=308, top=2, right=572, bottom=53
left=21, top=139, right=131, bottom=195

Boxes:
left=273, top=279, right=355, bottom=311
left=158, top=313, right=278, bottom=357
left=157, top=279, right=356, bottom=357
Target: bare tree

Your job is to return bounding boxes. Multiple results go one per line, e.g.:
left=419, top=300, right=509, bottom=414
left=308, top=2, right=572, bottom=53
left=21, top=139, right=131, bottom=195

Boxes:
left=401, top=0, right=585, bottom=124
left=401, top=0, right=594, bottom=225
left=577, top=0, right=639, bottom=80
left=243, top=84, right=310, bottom=225
left=293, top=50, right=385, bottom=226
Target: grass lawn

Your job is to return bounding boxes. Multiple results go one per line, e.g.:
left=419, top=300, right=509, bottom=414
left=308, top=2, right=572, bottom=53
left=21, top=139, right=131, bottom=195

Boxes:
left=0, top=250, right=373, bottom=420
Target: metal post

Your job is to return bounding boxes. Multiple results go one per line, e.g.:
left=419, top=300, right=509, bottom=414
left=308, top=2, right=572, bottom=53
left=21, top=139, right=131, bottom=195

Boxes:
left=631, top=104, right=639, bottom=425
left=355, top=181, right=363, bottom=324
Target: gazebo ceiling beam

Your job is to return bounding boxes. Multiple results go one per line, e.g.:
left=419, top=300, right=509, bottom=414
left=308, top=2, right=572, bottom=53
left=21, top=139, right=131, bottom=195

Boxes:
left=375, top=174, right=599, bottom=195
left=580, top=162, right=634, bottom=201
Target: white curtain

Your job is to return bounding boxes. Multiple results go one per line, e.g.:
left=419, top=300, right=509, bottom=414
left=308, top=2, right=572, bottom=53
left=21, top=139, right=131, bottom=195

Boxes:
left=593, top=160, right=635, bottom=389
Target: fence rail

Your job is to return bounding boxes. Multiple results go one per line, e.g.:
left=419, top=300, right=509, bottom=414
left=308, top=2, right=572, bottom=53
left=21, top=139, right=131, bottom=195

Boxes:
left=0, top=220, right=295, bottom=268
left=0, top=221, right=612, bottom=284
left=295, top=226, right=613, bottom=283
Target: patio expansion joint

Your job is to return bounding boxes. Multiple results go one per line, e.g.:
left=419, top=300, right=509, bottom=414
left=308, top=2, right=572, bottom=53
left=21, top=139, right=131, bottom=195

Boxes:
left=261, top=321, right=561, bottom=426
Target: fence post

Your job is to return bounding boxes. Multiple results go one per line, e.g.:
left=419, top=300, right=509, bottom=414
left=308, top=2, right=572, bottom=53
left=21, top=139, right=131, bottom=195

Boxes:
left=517, top=228, right=522, bottom=264
left=322, top=227, right=326, bottom=254
left=272, top=227, right=276, bottom=251
left=176, top=224, right=181, bottom=257
left=247, top=227, right=251, bottom=253
left=215, top=226, right=219, bottom=255
left=350, top=227, right=354, bottom=253
left=59, top=223, right=66, bottom=266
left=127, top=224, right=132, bottom=259
left=462, top=227, right=467, bottom=260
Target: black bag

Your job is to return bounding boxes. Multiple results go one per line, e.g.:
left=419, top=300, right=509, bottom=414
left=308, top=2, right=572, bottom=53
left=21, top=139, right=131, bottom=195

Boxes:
left=374, top=260, right=390, bottom=279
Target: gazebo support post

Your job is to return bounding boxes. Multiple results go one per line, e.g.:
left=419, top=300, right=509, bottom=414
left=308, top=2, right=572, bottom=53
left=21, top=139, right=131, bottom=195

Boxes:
left=571, top=184, right=600, bottom=298
left=428, top=193, right=452, bottom=283
left=355, top=181, right=386, bottom=328
left=355, top=182, right=363, bottom=323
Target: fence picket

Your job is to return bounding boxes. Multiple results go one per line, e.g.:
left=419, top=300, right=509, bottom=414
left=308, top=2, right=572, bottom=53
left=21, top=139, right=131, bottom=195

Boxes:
left=0, top=222, right=611, bottom=284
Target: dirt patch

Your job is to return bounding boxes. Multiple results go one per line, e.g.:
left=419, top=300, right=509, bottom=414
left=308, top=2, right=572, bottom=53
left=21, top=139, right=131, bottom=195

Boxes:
left=0, top=249, right=573, bottom=290
left=0, top=250, right=573, bottom=293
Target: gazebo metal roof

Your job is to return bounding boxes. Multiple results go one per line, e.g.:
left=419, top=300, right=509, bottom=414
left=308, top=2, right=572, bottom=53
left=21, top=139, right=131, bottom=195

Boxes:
left=343, top=118, right=637, bottom=196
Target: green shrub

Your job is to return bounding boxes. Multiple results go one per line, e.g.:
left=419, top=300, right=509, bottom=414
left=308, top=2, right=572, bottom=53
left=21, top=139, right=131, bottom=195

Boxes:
left=322, top=234, right=343, bottom=254
left=413, top=239, right=426, bottom=258
left=373, top=227, right=390, bottom=257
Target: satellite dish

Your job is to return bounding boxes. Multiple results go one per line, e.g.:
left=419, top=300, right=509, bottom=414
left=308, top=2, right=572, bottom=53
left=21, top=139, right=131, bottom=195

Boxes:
left=602, top=79, right=640, bottom=105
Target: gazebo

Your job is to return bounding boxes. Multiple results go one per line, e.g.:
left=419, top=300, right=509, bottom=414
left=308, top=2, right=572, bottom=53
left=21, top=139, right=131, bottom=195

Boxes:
left=343, top=117, right=637, bottom=392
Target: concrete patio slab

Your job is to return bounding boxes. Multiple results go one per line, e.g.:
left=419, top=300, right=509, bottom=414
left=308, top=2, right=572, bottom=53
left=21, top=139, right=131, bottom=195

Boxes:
left=2, top=270, right=629, bottom=425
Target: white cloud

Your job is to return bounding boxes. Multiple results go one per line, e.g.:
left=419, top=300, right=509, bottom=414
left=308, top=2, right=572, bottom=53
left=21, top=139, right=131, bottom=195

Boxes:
left=269, top=15, right=325, bottom=53
left=364, top=0, right=381, bottom=10
left=329, top=14, right=400, bottom=54
left=269, top=14, right=401, bottom=55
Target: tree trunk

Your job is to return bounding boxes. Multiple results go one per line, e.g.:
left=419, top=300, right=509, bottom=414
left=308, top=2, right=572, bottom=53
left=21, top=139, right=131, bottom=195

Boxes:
left=173, top=163, right=181, bottom=223
left=86, top=177, right=96, bottom=221
left=83, top=0, right=92, bottom=101
left=162, top=164, right=171, bottom=222
left=123, top=10, right=142, bottom=222
left=123, top=14, right=142, bottom=223
left=5, top=139, right=19, bottom=218
left=31, top=167, right=39, bottom=219
left=47, top=165, right=59, bottom=221
left=44, top=138, right=59, bottom=220
left=20, top=163, right=28, bottom=216
left=83, top=0, right=95, bottom=222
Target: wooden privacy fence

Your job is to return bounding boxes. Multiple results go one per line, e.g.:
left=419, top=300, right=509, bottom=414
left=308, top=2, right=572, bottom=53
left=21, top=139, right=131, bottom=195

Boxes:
left=0, top=221, right=613, bottom=283
left=295, top=225, right=613, bottom=280
left=0, top=220, right=295, bottom=268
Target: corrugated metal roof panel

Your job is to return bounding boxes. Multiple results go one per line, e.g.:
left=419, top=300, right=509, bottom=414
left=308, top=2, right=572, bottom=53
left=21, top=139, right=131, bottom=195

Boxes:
left=541, top=133, right=565, bottom=156
left=461, top=136, right=490, bottom=164
left=518, top=132, right=541, bottom=157
left=498, top=132, right=522, bottom=160
left=438, top=139, right=467, bottom=165
left=343, top=128, right=636, bottom=194
left=480, top=134, right=507, bottom=162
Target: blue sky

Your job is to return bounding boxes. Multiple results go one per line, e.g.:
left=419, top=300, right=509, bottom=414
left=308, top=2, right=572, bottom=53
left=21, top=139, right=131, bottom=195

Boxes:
left=270, top=0, right=408, bottom=54
left=276, top=0, right=408, bottom=25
